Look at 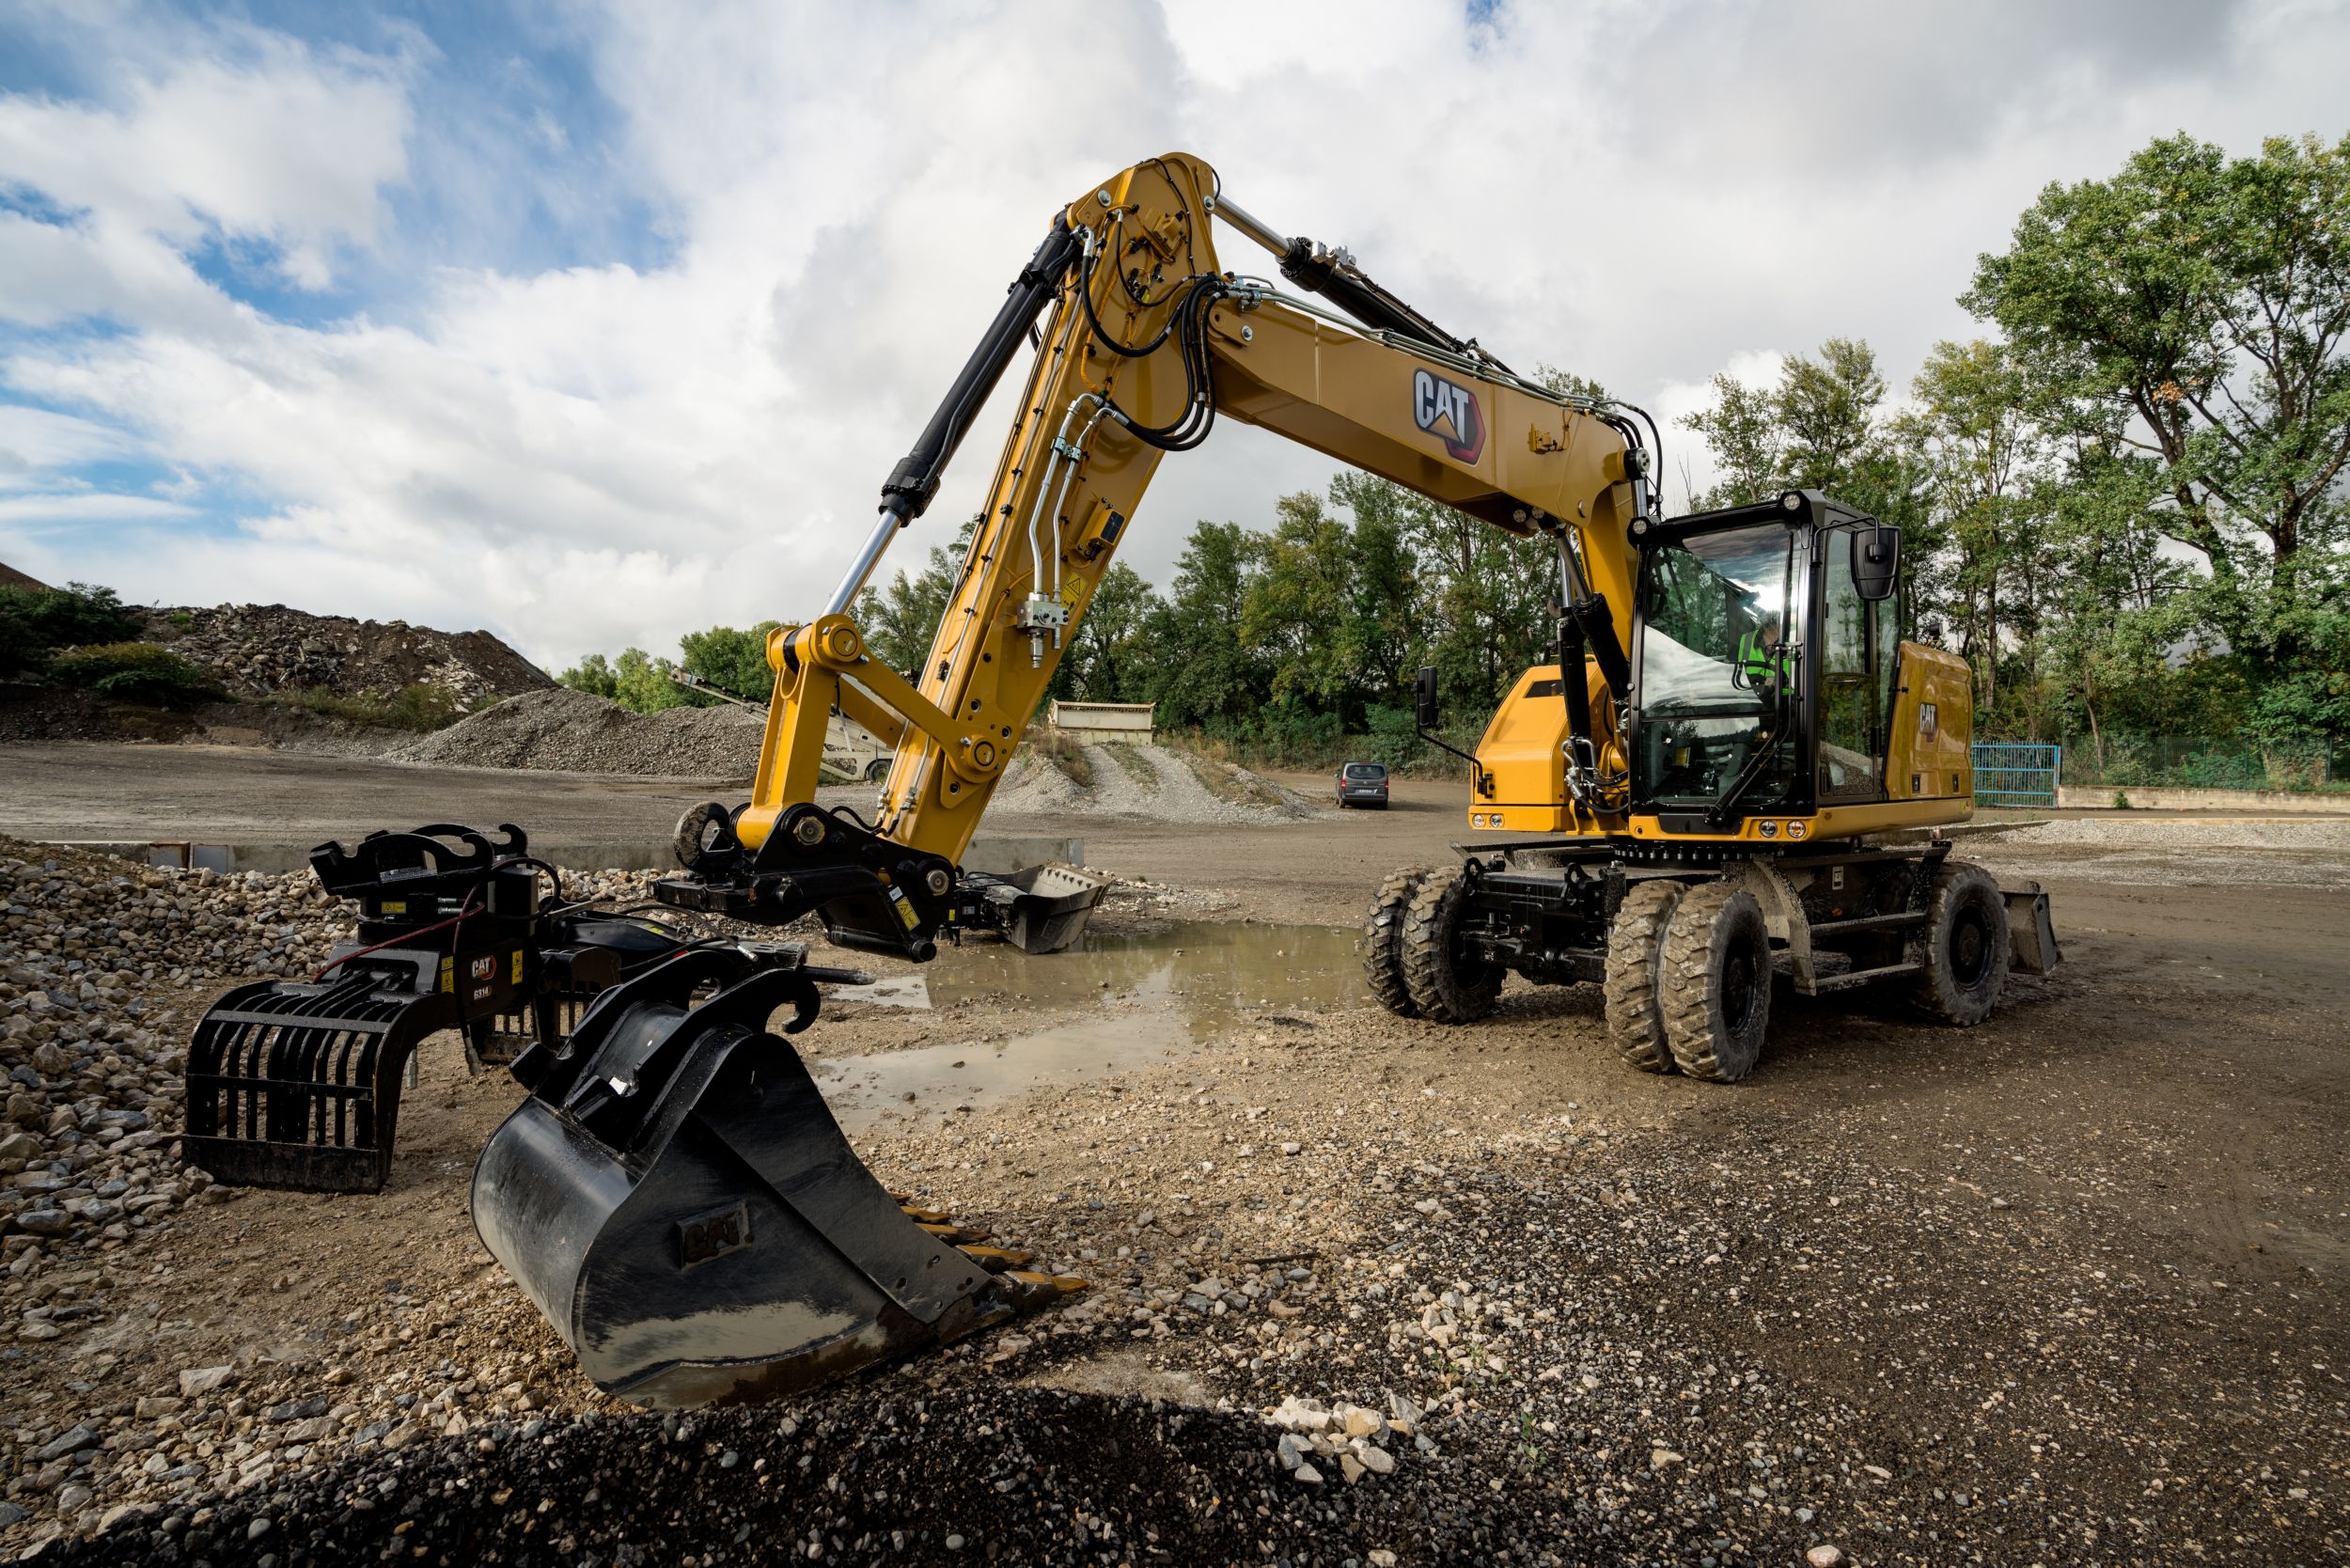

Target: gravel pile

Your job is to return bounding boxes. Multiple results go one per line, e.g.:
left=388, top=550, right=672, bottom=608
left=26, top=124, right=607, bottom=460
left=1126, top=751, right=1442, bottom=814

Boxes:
left=391, top=688, right=764, bottom=778
left=0, top=841, right=358, bottom=1377
left=143, top=604, right=550, bottom=707
left=990, top=741, right=1320, bottom=824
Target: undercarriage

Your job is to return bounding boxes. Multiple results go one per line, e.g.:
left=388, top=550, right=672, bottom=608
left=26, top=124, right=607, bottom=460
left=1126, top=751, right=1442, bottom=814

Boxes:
left=1366, top=837, right=2060, bottom=1082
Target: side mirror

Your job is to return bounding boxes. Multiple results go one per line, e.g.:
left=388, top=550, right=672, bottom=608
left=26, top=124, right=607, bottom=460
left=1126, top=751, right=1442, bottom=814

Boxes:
left=1414, top=665, right=1440, bottom=730
left=1852, top=524, right=1901, bottom=603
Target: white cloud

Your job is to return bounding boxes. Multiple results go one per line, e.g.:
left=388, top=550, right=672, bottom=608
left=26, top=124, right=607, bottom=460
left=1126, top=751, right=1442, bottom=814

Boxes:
left=1, top=0, right=2345, bottom=669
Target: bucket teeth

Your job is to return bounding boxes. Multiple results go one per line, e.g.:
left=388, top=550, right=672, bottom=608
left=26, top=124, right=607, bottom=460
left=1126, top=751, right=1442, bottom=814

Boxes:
left=952, top=1244, right=1035, bottom=1273
left=1003, top=1269, right=1089, bottom=1304
left=897, top=1204, right=953, bottom=1225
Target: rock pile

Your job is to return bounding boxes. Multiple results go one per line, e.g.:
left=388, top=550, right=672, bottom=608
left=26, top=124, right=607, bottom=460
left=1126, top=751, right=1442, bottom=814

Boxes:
left=391, top=688, right=763, bottom=777
left=0, top=841, right=351, bottom=1276
left=143, top=604, right=551, bottom=707
left=1265, top=1391, right=1417, bottom=1485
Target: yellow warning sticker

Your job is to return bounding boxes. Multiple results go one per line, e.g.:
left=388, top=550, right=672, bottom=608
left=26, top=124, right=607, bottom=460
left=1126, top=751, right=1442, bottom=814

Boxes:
left=437, top=957, right=454, bottom=994
left=383, top=901, right=406, bottom=915
left=511, top=949, right=524, bottom=983
left=892, top=889, right=918, bottom=930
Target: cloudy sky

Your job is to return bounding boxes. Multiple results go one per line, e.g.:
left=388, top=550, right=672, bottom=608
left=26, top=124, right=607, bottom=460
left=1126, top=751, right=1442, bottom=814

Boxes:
left=1, top=0, right=2343, bottom=671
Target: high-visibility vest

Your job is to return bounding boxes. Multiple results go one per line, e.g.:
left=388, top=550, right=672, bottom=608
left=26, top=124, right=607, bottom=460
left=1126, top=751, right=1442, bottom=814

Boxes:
left=1737, top=630, right=1790, bottom=683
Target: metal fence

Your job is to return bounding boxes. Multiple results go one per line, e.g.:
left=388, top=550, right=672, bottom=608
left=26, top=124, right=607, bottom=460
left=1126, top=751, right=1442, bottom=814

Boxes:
left=1971, top=743, right=2060, bottom=807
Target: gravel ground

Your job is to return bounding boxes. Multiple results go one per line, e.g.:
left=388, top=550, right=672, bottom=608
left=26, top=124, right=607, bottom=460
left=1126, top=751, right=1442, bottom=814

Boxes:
left=1, top=808, right=2345, bottom=1564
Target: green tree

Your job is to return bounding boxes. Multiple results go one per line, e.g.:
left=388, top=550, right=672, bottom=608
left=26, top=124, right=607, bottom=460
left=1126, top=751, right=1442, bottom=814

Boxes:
left=1908, top=338, right=2055, bottom=722
left=679, top=621, right=780, bottom=702
left=1052, top=562, right=1162, bottom=704
left=556, top=652, right=619, bottom=699
left=1142, top=520, right=1266, bottom=727
left=863, top=516, right=979, bottom=680
left=612, top=647, right=690, bottom=713
left=1964, top=132, right=2350, bottom=757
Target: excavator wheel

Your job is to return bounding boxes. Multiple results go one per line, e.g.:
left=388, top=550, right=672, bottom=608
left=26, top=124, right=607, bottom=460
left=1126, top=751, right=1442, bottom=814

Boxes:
left=1362, top=866, right=1428, bottom=1019
left=1603, top=879, right=1688, bottom=1074
left=1660, top=880, right=1771, bottom=1082
left=1400, top=864, right=1502, bottom=1024
left=1906, top=860, right=2011, bottom=1026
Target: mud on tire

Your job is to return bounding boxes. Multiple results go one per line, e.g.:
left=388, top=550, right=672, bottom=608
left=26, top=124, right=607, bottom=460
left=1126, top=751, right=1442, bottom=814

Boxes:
left=1400, top=863, right=1503, bottom=1024
left=1659, top=880, right=1771, bottom=1082
left=1362, top=866, right=1428, bottom=1019
left=1906, top=860, right=2011, bottom=1025
left=1604, top=878, right=1688, bottom=1074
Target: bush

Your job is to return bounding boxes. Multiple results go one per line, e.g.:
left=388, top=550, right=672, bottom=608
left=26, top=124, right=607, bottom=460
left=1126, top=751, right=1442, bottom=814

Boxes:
left=274, top=682, right=476, bottom=732
left=0, top=582, right=140, bottom=678
left=1023, top=725, right=1092, bottom=787
left=52, top=642, right=225, bottom=708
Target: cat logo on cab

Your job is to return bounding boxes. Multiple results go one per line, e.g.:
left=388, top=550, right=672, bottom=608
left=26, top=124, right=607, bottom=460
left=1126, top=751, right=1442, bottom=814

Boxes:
left=1412, top=368, right=1484, bottom=463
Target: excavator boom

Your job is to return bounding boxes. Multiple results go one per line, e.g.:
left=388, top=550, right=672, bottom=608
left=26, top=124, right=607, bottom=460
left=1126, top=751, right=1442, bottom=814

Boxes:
left=652, top=153, right=1649, bottom=962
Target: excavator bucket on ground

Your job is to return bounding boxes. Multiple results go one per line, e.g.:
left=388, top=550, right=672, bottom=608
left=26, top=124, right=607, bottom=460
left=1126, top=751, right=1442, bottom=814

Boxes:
left=472, top=949, right=1082, bottom=1406
left=963, top=862, right=1112, bottom=955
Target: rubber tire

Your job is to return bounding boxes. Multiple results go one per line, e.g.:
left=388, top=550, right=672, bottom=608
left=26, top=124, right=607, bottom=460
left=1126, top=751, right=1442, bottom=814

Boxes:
left=1401, top=864, right=1504, bottom=1024
left=865, top=759, right=889, bottom=783
left=1604, top=879, right=1689, bottom=1074
left=1660, top=880, right=1772, bottom=1082
left=1362, top=866, right=1428, bottom=1019
left=1906, top=860, right=2011, bottom=1025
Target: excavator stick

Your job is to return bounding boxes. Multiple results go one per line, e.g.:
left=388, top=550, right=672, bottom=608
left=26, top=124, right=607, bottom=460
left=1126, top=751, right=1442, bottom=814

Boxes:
left=472, top=949, right=1082, bottom=1406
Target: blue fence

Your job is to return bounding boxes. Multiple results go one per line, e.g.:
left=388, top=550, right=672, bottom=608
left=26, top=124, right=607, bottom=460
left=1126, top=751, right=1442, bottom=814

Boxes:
left=1972, top=743, right=2060, bottom=808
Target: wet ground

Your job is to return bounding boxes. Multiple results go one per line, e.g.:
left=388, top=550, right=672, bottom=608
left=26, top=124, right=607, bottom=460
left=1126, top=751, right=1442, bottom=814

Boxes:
left=817, top=920, right=1364, bottom=1131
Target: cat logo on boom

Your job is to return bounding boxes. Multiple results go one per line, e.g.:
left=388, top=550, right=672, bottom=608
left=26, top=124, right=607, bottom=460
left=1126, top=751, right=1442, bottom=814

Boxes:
left=1412, top=368, right=1485, bottom=463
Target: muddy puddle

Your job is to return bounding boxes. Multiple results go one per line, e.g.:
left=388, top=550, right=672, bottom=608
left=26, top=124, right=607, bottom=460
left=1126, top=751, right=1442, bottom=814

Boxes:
left=815, top=921, right=1362, bottom=1131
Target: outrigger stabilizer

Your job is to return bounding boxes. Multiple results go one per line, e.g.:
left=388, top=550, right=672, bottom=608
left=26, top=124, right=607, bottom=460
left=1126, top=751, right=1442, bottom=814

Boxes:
left=184, top=822, right=1089, bottom=1403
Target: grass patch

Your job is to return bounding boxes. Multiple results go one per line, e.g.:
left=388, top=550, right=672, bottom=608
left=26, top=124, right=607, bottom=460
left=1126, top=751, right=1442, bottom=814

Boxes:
left=52, top=642, right=224, bottom=709
left=273, top=682, right=487, bottom=733
left=1170, top=744, right=1289, bottom=809
left=1023, top=725, right=1092, bottom=788
left=1099, top=741, right=1159, bottom=790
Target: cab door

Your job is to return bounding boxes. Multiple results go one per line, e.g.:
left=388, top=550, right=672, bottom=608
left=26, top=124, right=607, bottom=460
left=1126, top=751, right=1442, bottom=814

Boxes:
left=1815, top=526, right=1888, bottom=802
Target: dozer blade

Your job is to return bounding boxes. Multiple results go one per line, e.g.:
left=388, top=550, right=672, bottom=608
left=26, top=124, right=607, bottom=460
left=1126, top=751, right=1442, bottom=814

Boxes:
left=472, top=953, right=1079, bottom=1407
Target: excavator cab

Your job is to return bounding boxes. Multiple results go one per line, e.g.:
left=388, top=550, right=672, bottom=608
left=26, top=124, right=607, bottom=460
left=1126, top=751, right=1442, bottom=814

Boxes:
left=1622, top=490, right=1966, bottom=836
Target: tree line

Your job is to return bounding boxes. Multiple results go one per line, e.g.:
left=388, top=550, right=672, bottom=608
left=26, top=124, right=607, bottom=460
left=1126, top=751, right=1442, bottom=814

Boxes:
left=566, top=133, right=2348, bottom=785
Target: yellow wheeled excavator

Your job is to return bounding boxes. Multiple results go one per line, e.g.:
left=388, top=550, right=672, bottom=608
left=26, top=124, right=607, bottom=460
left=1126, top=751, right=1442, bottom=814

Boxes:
left=183, top=150, right=2054, bottom=1407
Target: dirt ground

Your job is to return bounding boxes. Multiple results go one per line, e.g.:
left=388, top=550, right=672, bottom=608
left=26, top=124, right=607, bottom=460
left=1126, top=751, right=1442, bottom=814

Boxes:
left=2, top=745, right=2346, bottom=1564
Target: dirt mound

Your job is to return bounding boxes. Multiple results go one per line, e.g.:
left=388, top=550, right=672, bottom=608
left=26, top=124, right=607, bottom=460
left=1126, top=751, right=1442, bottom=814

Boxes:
left=989, top=739, right=1321, bottom=823
left=143, top=603, right=552, bottom=706
left=392, top=687, right=763, bottom=777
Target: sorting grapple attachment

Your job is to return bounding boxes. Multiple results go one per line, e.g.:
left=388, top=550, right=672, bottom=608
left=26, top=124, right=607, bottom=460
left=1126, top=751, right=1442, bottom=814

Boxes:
left=473, top=948, right=1082, bottom=1407
left=186, top=966, right=455, bottom=1194
left=184, top=824, right=682, bottom=1195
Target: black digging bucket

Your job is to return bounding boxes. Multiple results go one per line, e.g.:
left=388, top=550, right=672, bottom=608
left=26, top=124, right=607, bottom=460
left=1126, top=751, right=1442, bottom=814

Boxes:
left=994, top=862, right=1112, bottom=954
left=471, top=953, right=1060, bottom=1407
